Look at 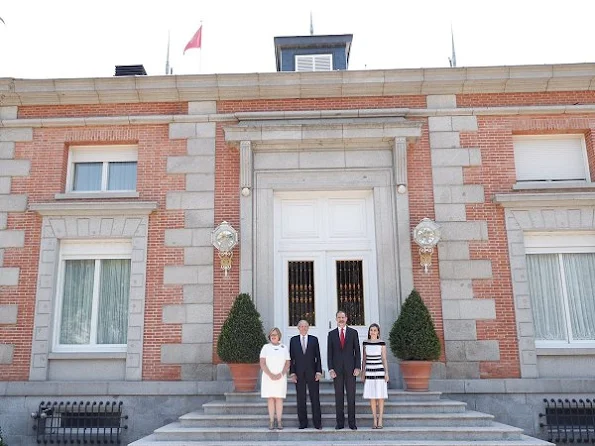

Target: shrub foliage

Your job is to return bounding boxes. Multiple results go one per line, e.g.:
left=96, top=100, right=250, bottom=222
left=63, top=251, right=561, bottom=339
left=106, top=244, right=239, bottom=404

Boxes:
left=217, top=293, right=267, bottom=363
left=389, top=289, right=441, bottom=361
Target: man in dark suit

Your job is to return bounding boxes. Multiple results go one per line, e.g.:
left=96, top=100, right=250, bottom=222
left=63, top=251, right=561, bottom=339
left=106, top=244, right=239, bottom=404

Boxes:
left=289, top=320, right=322, bottom=430
left=327, top=310, right=361, bottom=430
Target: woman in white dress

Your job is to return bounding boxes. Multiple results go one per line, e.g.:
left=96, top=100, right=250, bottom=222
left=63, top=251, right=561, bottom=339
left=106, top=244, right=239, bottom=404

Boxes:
left=260, top=327, right=291, bottom=430
left=361, top=323, right=389, bottom=429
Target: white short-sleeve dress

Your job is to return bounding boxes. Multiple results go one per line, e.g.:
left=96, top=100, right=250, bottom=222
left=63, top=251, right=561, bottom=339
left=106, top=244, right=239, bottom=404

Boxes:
left=260, top=342, right=290, bottom=398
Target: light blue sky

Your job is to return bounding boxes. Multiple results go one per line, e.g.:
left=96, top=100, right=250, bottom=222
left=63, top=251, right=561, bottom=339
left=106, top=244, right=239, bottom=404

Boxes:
left=1, top=0, right=594, bottom=79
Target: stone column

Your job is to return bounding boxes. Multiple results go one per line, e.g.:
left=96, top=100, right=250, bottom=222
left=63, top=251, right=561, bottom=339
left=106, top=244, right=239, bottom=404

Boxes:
left=238, top=140, right=254, bottom=296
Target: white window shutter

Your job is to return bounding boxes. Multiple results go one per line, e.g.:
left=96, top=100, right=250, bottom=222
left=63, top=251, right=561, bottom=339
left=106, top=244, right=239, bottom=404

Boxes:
left=295, top=54, right=332, bottom=72
left=513, top=135, right=588, bottom=182
left=296, top=56, right=314, bottom=72
left=314, top=55, right=332, bottom=71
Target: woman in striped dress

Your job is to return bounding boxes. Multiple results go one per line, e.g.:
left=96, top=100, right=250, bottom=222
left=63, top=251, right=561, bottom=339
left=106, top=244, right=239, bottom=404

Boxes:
left=361, top=323, right=389, bottom=428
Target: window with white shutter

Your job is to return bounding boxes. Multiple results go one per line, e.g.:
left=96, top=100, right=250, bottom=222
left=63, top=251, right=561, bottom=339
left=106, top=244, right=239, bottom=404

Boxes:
left=295, top=54, right=333, bottom=72
left=513, top=135, right=590, bottom=183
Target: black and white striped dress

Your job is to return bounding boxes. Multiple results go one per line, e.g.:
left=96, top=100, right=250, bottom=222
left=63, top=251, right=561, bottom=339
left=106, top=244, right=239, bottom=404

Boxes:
left=362, top=340, right=388, bottom=399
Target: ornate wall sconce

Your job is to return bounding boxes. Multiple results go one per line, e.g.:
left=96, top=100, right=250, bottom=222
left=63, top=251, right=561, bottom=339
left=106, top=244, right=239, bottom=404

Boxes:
left=413, top=218, right=441, bottom=273
left=211, top=221, right=238, bottom=277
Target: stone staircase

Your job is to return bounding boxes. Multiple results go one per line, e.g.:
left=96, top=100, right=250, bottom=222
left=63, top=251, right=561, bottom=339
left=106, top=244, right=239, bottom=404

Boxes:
left=129, top=383, right=553, bottom=446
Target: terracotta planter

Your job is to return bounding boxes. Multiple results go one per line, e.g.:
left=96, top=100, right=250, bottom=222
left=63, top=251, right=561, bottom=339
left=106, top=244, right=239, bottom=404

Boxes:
left=228, top=363, right=261, bottom=392
left=399, top=360, right=433, bottom=391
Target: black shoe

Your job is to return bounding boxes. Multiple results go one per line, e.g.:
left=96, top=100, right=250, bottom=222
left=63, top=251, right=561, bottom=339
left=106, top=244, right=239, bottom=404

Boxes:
left=299, top=425, right=307, bottom=430
left=335, top=425, right=344, bottom=430
left=349, top=425, right=357, bottom=430
left=315, top=426, right=322, bottom=430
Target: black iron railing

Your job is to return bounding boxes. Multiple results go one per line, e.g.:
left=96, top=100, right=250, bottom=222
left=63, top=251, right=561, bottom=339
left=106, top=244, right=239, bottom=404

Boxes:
left=32, top=401, right=128, bottom=444
left=540, top=398, right=595, bottom=443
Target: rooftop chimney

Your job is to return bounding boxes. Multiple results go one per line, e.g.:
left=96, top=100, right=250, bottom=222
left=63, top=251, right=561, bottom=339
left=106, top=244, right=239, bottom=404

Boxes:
left=114, top=65, right=147, bottom=76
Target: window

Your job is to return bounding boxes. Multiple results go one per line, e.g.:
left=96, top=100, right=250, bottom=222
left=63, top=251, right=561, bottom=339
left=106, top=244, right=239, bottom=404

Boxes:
left=54, top=240, right=132, bottom=352
left=513, top=135, right=590, bottom=183
left=288, top=261, right=315, bottom=326
left=525, top=233, right=595, bottom=347
left=295, top=54, right=332, bottom=72
left=67, top=145, right=137, bottom=192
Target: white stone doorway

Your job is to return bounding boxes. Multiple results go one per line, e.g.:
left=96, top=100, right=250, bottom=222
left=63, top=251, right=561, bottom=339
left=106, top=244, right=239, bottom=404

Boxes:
left=274, top=191, right=379, bottom=376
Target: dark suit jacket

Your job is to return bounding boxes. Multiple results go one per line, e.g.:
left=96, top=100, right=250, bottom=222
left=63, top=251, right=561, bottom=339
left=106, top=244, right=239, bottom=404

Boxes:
left=327, top=326, right=361, bottom=375
left=289, top=334, right=322, bottom=378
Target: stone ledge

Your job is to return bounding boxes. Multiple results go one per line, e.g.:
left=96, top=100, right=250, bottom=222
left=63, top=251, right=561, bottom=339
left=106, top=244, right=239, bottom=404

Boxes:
left=55, top=191, right=140, bottom=200
left=494, top=191, right=595, bottom=207
left=29, top=201, right=158, bottom=216
left=2, top=105, right=595, bottom=132
left=0, top=380, right=232, bottom=396
left=431, top=378, right=595, bottom=394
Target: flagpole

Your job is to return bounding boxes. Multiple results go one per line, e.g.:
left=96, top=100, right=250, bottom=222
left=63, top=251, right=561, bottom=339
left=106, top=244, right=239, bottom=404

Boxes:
left=165, top=30, right=171, bottom=75
left=449, top=24, right=457, bottom=68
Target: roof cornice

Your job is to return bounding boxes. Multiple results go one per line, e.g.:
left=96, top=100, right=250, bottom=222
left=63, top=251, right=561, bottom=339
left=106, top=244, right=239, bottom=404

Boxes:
left=1, top=63, right=595, bottom=106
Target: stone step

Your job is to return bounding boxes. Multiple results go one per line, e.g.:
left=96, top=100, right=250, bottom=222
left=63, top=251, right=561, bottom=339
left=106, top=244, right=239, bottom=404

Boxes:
left=224, top=389, right=442, bottom=403
left=202, top=399, right=467, bottom=415
left=130, top=436, right=552, bottom=446
left=149, top=422, right=529, bottom=442
left=179, top=410, right=494, bottom=427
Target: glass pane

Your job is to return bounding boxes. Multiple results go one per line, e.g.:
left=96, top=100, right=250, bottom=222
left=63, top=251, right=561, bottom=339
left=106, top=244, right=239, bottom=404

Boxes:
left=97, top=259, right=131, bottom=344
left=526, top=254, right=566, bottom=340
left=562, top=253, right=595, bottom=340
left=73, top=163, right=102, bottom=191
left=60, top=260, right=95, bottom=344
left=108, top=161, right=137, bottom=191
left=336, top=260, right=365, bottom=326
left=288, top=261, right=315, bottom=326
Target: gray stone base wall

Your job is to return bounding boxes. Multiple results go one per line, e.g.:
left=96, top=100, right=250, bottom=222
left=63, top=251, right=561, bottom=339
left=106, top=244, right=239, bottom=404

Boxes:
left=447, top=393, right=550, bottom=440
left=432, top=378, right=595, bottom=439
left=0, top=380, right=232, bottom=446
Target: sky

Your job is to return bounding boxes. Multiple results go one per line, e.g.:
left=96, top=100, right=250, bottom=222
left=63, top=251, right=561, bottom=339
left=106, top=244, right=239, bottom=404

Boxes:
left=1, top=0, right=594, bottom=80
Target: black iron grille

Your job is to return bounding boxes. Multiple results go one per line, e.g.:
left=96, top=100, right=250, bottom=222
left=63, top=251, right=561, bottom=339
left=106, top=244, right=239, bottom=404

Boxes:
left=540, top=398, right=595, bottom=443
left=32, top=401, right=128, bottom=444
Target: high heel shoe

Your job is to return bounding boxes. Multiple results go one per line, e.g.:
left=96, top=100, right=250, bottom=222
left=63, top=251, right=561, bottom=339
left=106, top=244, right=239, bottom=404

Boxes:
left=268, top=420, right=275, bottom=430
left=276, top=420, right=283, bottom=430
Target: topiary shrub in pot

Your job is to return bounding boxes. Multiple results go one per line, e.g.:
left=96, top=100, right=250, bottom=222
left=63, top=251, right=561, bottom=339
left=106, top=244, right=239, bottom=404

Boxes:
left=389, top=288, right=441, bottom=391
left=217, top=293, right=267, bottom=391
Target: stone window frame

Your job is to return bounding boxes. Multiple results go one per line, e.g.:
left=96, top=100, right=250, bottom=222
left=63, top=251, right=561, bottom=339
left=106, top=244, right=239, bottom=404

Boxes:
left=523, top=232, right=595, bottom=349
left=496, top=192, right=595, bottom=378
left=52, top=239, right=133, bottom=354
left=28, top=201, right=156, bottom=381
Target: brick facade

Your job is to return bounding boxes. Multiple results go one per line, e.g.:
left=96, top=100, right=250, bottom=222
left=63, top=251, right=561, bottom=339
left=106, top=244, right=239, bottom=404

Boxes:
left=1, top=64, right=595, bottom=388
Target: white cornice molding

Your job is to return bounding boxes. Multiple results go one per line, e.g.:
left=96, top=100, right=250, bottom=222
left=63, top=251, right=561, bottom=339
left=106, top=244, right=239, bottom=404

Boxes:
left=223, top=117, right=423, bottom=145
left=4, top=104, right=595, bottom=130
left=494, top=191, right=595, bottom=207
left=2, top=63, right=595, bottom=106
left=29, top=201, right=158, bottom=216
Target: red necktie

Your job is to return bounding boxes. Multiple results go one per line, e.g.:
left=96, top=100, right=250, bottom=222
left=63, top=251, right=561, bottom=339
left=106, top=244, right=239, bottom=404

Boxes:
left=340, top=328, right=345, bottom=348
